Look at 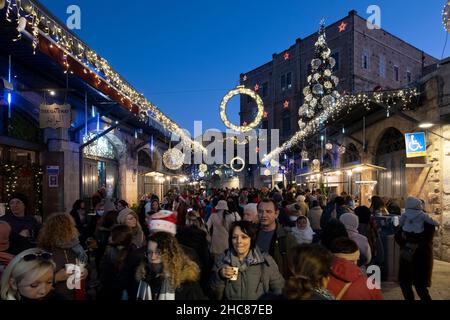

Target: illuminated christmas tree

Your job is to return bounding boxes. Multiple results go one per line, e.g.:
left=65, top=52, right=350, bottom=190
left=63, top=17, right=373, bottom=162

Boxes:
left=298, top=20, right=340, bottom=129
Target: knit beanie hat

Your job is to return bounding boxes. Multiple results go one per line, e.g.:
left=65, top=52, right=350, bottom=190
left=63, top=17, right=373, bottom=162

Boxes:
left=339, top=212, right=359, bottom=233
left=9, top=192, right=29, bottom=208
left=117, top=208, right=135, bottom=224
left=148, top=210, right=178, bottom=235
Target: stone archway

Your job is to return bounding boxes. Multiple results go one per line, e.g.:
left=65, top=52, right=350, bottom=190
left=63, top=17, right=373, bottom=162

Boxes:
left=375, top=127, right=406, bottom=205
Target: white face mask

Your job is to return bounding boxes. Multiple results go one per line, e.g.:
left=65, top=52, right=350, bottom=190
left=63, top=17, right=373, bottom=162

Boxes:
left=97, top=210, right=105, bottom=216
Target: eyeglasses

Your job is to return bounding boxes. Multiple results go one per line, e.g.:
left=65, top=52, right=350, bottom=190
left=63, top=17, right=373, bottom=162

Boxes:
left=146, top=250, right=162, bottom=257
left=22, top=252, right=53, bottom=262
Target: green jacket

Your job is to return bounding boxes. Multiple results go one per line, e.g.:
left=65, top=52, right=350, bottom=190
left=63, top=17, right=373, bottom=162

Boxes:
left=268, top=223, right=296, bottom=279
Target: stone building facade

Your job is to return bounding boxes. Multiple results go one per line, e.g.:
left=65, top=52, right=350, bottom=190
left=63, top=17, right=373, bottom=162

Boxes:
left=239, top=10, right=438, bottom=143
left=298, top=59, right=450, bottom=262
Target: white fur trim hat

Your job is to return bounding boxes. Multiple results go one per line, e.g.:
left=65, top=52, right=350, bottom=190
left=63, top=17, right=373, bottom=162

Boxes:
left=148, top=210, right=178, bottom=235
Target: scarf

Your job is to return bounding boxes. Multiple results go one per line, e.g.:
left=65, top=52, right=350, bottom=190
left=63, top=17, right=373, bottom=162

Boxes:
left=223, top=247, right=266, bottom=272
left=137, top=265, right=175, bottom=300
left=55, top=238, right=88, bottom=263
left=291, top=219, right=315, bottom=244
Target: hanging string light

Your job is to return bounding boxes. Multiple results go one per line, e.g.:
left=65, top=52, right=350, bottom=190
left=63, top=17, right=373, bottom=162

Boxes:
left=262, top=87, right=418, bottom=163
left=2, top=0, right=207, bottom=155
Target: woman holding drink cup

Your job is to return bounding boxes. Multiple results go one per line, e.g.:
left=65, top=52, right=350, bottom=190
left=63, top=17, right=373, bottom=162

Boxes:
left=37, top=213, right=89, bottom=300
left=209, top=221, right=284, bottom=300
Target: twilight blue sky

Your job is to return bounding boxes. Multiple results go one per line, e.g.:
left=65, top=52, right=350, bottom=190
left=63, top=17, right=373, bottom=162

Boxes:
left=40, top=0, right=448, bottom=135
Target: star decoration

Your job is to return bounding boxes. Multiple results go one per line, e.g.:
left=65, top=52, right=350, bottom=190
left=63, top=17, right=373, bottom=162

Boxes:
left=243, top=75, right=248, bottom=81
left=338, top=21, right=348, bottom=33
left=283, top=100, right=290, bottom=108
left=254, top=84, right=260, bottom=91
left=283, top=52, right=290, bottom=60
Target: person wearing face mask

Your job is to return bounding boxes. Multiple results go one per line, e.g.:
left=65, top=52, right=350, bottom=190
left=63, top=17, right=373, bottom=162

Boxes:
left=133, top=232, right=207, bottom=300
left=0, top=248, right=66, bottom=300
left=117, top=208, right=145, bottom=249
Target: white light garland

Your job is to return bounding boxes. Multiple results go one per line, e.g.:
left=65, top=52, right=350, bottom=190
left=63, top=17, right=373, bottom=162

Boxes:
left=444, top=0, right=450, bottom=32
left=199, top=164, right=208, bottom=173
left=3, top=0, right=207, bottom=154
left=220, top=85, right=264, bottom=133
left=262, top=87, right=419, bottom=163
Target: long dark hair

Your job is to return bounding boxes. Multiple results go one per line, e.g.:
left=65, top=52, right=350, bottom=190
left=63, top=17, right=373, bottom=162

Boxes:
left=284, top=244, right=333, bottom=300
left=228, top=221, right=259, bottom=253
left=110, top=224, right=133, bottom=269
left=370, top=196, right=386, bottom=213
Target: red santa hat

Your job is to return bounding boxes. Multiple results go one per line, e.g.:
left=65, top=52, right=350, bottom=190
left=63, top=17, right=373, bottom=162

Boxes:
left=148, top=210, right=178, bottom=235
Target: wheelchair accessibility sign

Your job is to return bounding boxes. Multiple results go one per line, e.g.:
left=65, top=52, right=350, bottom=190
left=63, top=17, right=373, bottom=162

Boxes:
left=405, top=132, right=427, bottom=158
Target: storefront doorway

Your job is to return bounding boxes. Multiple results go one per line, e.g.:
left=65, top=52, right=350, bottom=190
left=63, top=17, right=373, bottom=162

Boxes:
left=375, top=128, right=406, bottom=206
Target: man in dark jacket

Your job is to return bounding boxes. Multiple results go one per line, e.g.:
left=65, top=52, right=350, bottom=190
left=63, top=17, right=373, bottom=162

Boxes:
left=256, top=199, right=295, bottom=279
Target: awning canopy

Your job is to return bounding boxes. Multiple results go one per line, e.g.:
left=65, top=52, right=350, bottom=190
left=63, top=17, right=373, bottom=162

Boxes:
left=297, top=163, right=386, bottom=178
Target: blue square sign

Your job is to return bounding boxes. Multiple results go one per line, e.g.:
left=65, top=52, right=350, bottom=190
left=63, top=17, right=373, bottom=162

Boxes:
left=405, top=132, right=427, bottom=158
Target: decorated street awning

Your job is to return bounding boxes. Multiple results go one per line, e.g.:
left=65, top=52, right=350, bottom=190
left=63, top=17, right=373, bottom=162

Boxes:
left=0, top=0, right=206, bottom=154
left=297, top=163, right=386, bottom=179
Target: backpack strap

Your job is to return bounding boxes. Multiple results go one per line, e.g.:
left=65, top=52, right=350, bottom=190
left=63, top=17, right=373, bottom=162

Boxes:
left=336, top=282, right=353, bottom=300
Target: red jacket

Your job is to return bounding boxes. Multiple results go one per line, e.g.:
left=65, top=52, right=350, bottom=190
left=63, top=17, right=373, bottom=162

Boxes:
left=327, top=256, right=383, bottom=300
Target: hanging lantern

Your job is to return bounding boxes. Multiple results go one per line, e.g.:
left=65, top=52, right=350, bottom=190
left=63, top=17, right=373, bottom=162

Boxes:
left=321, top=95, right=335, bottom=109
left=338, top=145, right=346, bottom=154
left=311, top=59, right=322, bottom=69
left=163, top=148, right=185, bottom=170
left=301, top=150, right=309, bottom=160
left=325, top=143, right=333, bottom=151
left=312, top=84, right=324, bottom=95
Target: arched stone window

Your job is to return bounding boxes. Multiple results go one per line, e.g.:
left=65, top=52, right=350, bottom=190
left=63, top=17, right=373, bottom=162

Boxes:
left=343, top=143, right=361, bottom=164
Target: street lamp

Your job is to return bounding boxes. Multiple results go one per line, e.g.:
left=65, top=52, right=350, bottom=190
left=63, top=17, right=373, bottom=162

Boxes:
left=419, top=123, right=434, bottom=129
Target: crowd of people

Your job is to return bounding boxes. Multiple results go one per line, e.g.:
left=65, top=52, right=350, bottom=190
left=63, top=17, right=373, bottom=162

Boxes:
left=0, top=185, right=440, bottom=301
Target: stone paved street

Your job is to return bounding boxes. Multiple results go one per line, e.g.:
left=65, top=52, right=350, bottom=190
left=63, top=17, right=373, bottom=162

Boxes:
left=382, top=260, right=450, bottom=300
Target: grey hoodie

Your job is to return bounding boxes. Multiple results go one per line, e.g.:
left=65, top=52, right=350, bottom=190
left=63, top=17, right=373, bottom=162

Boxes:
left=400, top=197, right=439, bottom=234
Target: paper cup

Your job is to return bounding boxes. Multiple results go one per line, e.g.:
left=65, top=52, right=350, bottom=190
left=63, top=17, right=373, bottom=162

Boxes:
left=229, top=267, right=239, bottom=281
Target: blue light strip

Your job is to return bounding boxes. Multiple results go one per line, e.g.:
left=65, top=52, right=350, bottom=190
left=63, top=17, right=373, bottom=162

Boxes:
left=8, top=55, right=12, bottom=118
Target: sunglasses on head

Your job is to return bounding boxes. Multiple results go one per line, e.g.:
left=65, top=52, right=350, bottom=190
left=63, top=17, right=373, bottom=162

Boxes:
left=22, top=252, right=53, bottom=262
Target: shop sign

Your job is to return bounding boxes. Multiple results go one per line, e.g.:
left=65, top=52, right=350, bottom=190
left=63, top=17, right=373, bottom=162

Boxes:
left=39, top=103, right=71, bottom=129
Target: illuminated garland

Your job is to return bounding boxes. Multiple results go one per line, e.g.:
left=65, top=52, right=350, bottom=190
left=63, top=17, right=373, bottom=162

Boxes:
left=0, top=163, right=43, bottom=215
left=262, top=87, right=419, bottom=163
left=444, top=0, right=450, bottom=32
left=32, top=164, right=44, bottom=216
left=3, top=0, right=206, bottom=154
left=2, top=164, right=19, bottom=201
left=220, top=85, right=264, bottom=133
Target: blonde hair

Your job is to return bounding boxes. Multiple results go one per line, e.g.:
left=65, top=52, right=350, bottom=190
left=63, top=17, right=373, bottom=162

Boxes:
left=0, top=248, right=55, bottom=300
left=38, top=213, right=79, bottom=250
